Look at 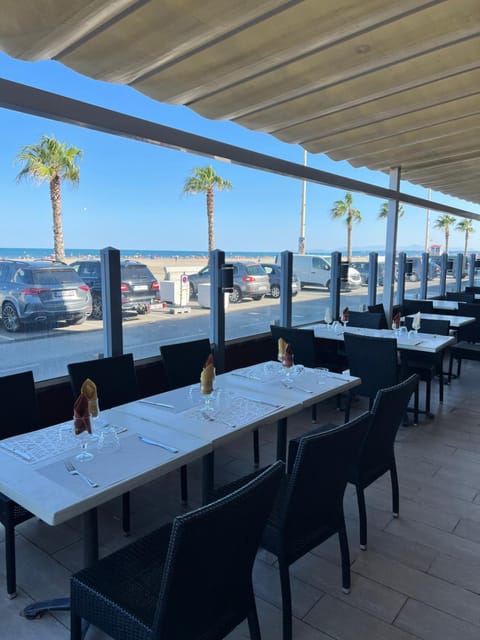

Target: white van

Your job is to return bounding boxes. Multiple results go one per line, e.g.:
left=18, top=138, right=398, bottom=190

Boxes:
left=289, top=254, right=362, bottom=290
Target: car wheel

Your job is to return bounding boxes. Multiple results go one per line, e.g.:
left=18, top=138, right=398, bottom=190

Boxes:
left=137, top=304, right=150, bottom=315
left=91, top=294, right=103, bottom=320
left=229, top=286, right=242, bottom=304
left=2, top=301, right=21, bottom=332
left=270, top=284, right=281, bottom=298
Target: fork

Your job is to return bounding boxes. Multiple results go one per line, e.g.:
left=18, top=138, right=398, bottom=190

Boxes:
left=64, top=460, right=98, bottom=488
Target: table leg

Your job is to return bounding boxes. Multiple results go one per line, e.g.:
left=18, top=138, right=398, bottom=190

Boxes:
left=22, top=508, right=98, bottom=620
left=202, top=452, right=215, bottom=504
left=276, top=418, right=288, bottom=462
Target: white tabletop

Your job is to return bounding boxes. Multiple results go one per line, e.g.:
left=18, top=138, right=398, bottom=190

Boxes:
left=303, top=323, right=455, bottom=353
left=0, top=361, right=360, bottom=527
left=405, top=313, right=475, bottom=328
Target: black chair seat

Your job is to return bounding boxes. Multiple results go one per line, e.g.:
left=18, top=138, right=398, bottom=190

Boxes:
left=451, top=341, right=480, bottom=359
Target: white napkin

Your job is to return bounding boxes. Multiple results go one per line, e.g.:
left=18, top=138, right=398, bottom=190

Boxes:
left=412, top=311, right=421, bottom=331
left=324, top=307, right=333, bottom=324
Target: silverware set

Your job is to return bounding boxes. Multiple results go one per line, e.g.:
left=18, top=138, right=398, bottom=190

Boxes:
left=64, top=460, right=98, bottom=488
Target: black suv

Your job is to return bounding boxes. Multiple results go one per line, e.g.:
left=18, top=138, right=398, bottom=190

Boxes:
left=0, top=260, right=92, bottom=332
left=71, top=259, right=159, bottom=319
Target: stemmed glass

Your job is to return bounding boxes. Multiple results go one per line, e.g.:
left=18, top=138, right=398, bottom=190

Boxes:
left=73, top=416, right=94, bottom=462
left=324, top=307, right=333, bottom=330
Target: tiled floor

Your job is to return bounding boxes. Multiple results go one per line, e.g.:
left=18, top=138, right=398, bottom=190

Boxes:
left=3, top=363, right=480, bottom=639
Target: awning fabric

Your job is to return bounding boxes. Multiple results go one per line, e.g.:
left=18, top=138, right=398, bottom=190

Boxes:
left=0, top=0, right=478, bottom=203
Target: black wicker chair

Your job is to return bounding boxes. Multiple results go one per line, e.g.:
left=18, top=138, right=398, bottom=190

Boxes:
left=348, top=375, right=419, bottom=550
left=402, top=299, right=434, bottom=315
left=160, top=339, right=213, bottom=502
left=68, top=354, right=138, bottom=535
left=70, top=460, right=284, bottom=640
left=448, top=303, right=480, bottom=382
left=367, top=304, right=389, bottom=329
left=0, top=371, right=37, bottom=598
left=210, top=413, right=371, bottom=640
left=343, top=333, right=405, bottom=421
left=347, top=310, right=384, bottom=329
left=402, top=318, right=450, bottom=417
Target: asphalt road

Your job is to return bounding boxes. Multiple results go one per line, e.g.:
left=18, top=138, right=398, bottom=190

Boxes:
left=0, top=280, right=444, bottom=381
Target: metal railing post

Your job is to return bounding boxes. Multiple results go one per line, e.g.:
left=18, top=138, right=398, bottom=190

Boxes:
left=100, top=247, right=122, bottom=357
left=279, top=251, right=293, bottom=327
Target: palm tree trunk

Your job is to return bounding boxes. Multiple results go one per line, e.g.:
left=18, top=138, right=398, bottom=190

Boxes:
left=445, top=230, right=449, bottom=254
left=206, top=188, right=215, bottom=252
left=347, top=220, right=352, bottom=263
left=50, top=175, right=65, bottom=262
left=464, top=231, right=469, bottom=255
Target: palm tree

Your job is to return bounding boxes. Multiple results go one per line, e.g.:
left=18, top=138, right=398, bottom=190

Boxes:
left=434, top=214, right=456, bottom=254
left=182, top=166, right=232, bottom=252
left=330, top=192, right=361, bottom=263
left=456, top=218, right=475, bottom=255
left=379, top=201, right=405, bottom=218
left=16, top=135, right=82, bottom=262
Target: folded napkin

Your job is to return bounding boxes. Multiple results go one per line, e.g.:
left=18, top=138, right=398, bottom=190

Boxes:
left=74, top=392, right=92, bottom=435
left=81, top=377, right=98, bottom=417
left=277, top=337, right=287, bottom=362
left=324, top=307, right=333, bottom=324
left=412, top=311, right=421, bottom=331
left=392, top=311, right=401, bottom=329
left=342, top=307, right=349, bottom=322
left=200, top=354, right=215, bottom=395
left=282, top=342, right=294, bottom=368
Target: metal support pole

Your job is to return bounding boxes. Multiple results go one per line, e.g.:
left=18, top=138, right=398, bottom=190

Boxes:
left=367, top=252, right=378, bottom=307
left=439, top=253, right=448, bottom=297
left=468, top=253, right=476, bottom=287
left=279, top=251, right=293, bottom=327
left=455, top=253, right=464, bottom=291
left=383, top=167, right=401, bottom=323
left=100, top=247, right=122, bottom=357
left=396, top=252, right=407, bottom=306
left=210, top=249, right=226, bottom=373
left=330, top=252, right=341, bottom=320
left=420, top=252, right=429, bottom=300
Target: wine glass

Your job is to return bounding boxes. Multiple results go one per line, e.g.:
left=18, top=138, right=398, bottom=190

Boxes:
left=324, top=307, right=333, bottom=330
left=73, top=417, right=95, bottom=462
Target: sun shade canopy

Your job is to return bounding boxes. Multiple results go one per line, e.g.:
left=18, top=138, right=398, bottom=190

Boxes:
left=0, top=0, right=479, bottom=204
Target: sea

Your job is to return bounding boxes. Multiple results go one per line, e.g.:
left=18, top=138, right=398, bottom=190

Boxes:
left=0, top=247, right=384, bottom=260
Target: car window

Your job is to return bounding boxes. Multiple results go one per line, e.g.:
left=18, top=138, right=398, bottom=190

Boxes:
left=32, top=269, right=83, bottom=285
left=121, top=265, right=154, bottom=279
left=245, top=265, right=266, bottom=275
left=261, top=265, right=273, bottom=275
left=0, top=264, right=10, bottom=281
left=13, top=268, right=31, bottom=284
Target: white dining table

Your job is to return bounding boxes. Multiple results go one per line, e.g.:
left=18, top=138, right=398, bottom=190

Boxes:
left=302, top=323, right=455, bottom=353
left=404, top=313, right=475, bottom=329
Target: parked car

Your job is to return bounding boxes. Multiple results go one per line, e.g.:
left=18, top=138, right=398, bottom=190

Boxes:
left=0, top=259, right=92, bottom=332
left=405, top=257, right=440, bottom=281
left=351, top=260, right=387, bottom=286
left=71, top=259, right=159, bottom=320
left=260, top=263, right=300, bottom=298
left=289, top=254, right=362, bottom=290
left=188, top=261, right=270, bottom=303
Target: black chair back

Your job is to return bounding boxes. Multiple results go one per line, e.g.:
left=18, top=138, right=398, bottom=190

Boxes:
left=466, top=286, right=480, bottom=294
left=402, top=299, right=434, bottom=315
left=367, top=304, right=389, bottom=329
left=357, top=375, right=418, bottom=483
left=270, top=325, right=317, bottom=368
left=348, top=310, right=384, bottom=329
left=404, top=317, right=450, bottom=335
left=160, top=338, right=212, bottom=389
left=0, top=371, right=37, bottom=438
left=344, top=333, right=399, bottom=401
left=68, top=353, right=138, bottom=410
left=456, top=303, right=480, bottom=342
left=279, top=413, right=371, bottom=556
left=153, top=461, right=284, bottom=638
left=445, top=291, right=475, bottom=303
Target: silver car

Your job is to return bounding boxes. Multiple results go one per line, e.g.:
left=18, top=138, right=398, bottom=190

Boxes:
left=189, top=261, right=270, bottom=303
left=0, top=260, right=92, bottom=332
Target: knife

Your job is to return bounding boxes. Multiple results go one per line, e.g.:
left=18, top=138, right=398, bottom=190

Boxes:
left=139, top=399, right=175, bottom=409
left=0, top=442, right=32, bottom=461
left=137, top=435, right=179, bottom=453
left=238, top=395, right=283, bottom=408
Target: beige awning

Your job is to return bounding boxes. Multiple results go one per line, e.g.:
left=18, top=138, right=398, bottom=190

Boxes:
left=0, top=0, right=478, bottom=204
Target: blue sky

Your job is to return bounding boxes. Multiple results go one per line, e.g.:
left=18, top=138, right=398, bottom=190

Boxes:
left=1, top=51, right=479, bottom=254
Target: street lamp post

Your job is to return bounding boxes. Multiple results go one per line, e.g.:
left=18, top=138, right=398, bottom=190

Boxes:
left=298, top=149, right=307, bottom=255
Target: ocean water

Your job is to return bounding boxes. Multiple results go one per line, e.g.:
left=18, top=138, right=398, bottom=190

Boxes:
left=0, top=247, right=383, bottom=260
